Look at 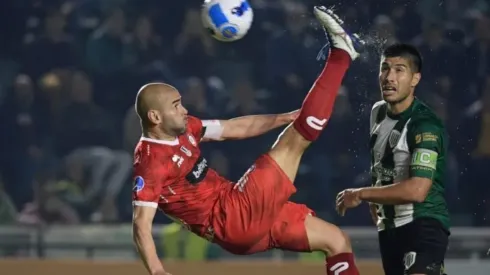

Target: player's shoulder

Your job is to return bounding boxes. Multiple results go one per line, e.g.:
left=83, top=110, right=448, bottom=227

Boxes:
left=187, top=115, right=202, bottom=125
left=410, top=99, right=444, bottom=130
left=371, top=100, right=387, bottom=112
left=187, top=116, right=203, bottom=134
left=134, top=138, right=176, bottom=176
left=370, top=100, right=388, bottom=117
left=135, top=138, right=177, bottom=161
left=370, top=100, right=387, bottom=126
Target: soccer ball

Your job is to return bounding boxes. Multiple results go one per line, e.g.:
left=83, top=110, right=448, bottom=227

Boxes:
left=202, top=0, right=253, bottom=42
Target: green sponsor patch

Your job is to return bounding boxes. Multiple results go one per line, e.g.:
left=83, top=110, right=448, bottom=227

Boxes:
left=411, top=148, right=438, bottom=170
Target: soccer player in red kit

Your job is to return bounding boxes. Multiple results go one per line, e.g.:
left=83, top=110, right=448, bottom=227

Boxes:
left=132, top=7, right=364, bottom=275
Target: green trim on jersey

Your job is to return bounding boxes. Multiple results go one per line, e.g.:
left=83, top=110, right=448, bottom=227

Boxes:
left=369, top=98, right=450, bottom=231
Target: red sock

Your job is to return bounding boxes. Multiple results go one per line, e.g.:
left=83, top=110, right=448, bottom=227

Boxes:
left=326, top=253, right=360, bottom=275
left=293, top=48, right=351, bottom=141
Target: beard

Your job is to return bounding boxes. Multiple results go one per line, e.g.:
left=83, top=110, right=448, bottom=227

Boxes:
left=162, top=124, right=186, bottom=137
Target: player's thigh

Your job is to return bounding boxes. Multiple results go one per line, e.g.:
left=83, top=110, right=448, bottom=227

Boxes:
left=404, top=218, right=449, bottom=275
left=213, top=155, right=297, bottom=248
left=232, top=154, right=297, bottom=211
left=270, top=202, right=316, bottom=252
left=244, top=202, right=353, bottom=255
left=268, top=124, right=310, bottom=182
left=378, top=229, right=406, bottom=275
left=239, top=202, right=314, bottom=254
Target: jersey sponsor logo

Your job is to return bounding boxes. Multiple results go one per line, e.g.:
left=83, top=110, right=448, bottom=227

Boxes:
left=415, top=132, right=438, bottom=144
left=373, top=166, right=397, bottom=180
left=411, top=148, right=438, bottom=170
left=306, top=116, right=327, bottom=131
left=188, top=134, right=197, bottom=146
left=186, top=155, right=209, bottom=184
left=388, top=129, right=401, bottom=148
left=404, top=251, right=417, bottom=271
left=180, top=146, right=192, bottom=157
left=421, top=132, right=438, bottom=142
left=329, top=261, right=350, bottom=275
left=415, top=134, right=422, bottom=144
left=133, top=176, right=145, bottom=192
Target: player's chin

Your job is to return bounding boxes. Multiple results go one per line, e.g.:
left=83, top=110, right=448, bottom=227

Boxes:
left=382, top=92, right=399, bottom=103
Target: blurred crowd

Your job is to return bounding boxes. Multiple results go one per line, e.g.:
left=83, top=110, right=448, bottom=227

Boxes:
left=0, top=0, right=489, bottom=227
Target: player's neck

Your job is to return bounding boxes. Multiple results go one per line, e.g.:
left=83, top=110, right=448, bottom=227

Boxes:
left=388, top=95, right=414, bottom=115
left=143, top=129, right=177, bottom=141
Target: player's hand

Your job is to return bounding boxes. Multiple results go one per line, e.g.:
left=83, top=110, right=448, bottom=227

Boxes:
left=336, top=188, right=362, bottom=216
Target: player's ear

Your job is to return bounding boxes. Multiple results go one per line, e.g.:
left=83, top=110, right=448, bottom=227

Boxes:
left=411, top=72, right=421, bottom=88
left=147, top=110, right=160, bottom=124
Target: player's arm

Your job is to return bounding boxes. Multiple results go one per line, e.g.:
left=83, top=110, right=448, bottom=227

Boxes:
left=132, top=162, right=168, bottom=275
left=358, top=177, right=433, bottom=204
left=201, top=111, right=298, bottom=141
left=358, top=120, right=443, bottom=205
left=133, top=205, right=165, bottom=275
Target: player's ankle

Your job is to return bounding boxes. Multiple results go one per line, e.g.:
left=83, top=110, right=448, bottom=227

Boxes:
left=325, top=252, right=359, bottom=275
left=329, top=48, right=352, bottom=64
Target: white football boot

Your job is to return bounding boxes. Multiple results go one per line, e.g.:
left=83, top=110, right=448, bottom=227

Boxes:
left=314, top=6, right=365, bottom=61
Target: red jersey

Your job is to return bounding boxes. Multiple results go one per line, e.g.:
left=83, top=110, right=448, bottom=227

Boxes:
left=132, top=116, right=232, bottom=236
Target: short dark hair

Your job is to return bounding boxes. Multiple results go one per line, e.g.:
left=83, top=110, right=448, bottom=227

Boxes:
left=382, top=43, right=423, bottom=73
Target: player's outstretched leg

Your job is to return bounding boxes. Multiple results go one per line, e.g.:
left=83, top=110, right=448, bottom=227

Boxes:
left=269, top=6, right=364, bottom=182
left=267, top=7, right=363, bottom=274
left=210, top=7, right=364, bottom=259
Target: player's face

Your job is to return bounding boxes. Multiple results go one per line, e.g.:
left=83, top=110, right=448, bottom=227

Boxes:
left=161, top=92, right=188, bottom=136
left=379, top=56, right=420, bottom=104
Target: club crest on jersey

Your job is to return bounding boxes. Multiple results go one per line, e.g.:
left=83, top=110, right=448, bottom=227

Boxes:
left=404, top=251, right=417, bottom=270
left=388, top=130, right=401, bottom=148
left=133, top=176, right=145, bottom=192
left=180, top=146, right=192, bottom=157
left=188, top=134, right=197, bottom=147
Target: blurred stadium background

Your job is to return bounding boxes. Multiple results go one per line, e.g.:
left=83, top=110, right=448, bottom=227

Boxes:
left=0, top=0, right=489, bottom=274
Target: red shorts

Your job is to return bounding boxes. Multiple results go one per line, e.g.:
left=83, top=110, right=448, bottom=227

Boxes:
left=209, top=154, right=315, bottom=255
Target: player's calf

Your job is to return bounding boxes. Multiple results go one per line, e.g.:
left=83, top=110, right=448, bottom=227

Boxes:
left=292, top=8, right=363, bottom=142
left=292, top=48, right=351, bottom=142
left=305, top=216, right=360, bottom=275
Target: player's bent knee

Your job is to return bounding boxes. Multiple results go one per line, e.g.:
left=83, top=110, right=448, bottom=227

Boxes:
left=270, top=124, right=310, bottom=155
left=305, top=216, right=352, bottom=256
left=268, top=125, right=310, bottom=181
